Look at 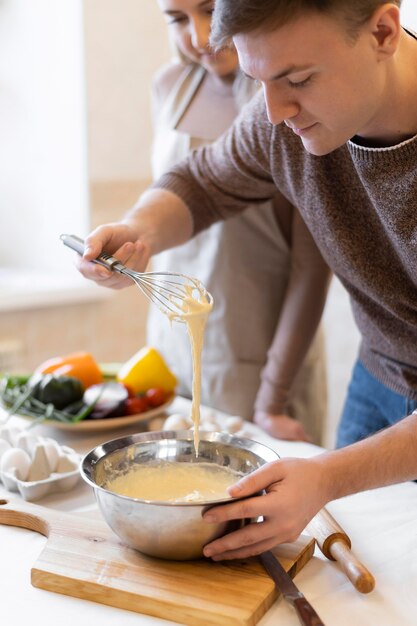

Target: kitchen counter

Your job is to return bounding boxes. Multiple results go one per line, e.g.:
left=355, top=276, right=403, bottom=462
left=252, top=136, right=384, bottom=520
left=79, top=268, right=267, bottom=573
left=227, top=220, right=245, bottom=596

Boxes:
left=1, top=397, right=417, bottom=626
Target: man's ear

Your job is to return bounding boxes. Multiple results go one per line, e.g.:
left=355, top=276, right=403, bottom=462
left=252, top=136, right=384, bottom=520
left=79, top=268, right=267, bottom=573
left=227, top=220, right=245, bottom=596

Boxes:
left=369, top=3, right=401, bottom=58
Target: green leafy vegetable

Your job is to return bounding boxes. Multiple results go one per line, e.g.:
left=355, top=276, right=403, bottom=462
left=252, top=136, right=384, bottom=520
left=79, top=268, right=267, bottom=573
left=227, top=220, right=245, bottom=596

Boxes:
left=0, top=374, right=100, bottom=425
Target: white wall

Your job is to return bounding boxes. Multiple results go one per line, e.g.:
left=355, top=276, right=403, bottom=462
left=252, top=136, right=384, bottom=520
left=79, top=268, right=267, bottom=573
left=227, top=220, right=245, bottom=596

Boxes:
left=0, top=0, right=88, bottom=273
left=401, top=0, right=417, bottom=26
left=84, top=0, right=171, bottom=182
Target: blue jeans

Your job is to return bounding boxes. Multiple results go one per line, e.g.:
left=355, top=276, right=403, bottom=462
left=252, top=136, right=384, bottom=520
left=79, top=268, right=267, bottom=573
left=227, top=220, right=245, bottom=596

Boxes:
left=336, top=360, right=417, bottom=448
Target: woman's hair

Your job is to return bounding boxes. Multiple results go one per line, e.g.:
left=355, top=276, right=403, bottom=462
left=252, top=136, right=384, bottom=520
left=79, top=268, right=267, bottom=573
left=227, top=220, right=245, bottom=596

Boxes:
left=211, top=0, right=402, bottom=48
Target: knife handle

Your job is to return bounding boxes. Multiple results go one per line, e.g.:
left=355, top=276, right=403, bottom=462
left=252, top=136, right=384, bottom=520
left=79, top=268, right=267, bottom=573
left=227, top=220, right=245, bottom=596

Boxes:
left=306, top=508, right=375, bottom=594
left=293, top=597, right=326, bottom=626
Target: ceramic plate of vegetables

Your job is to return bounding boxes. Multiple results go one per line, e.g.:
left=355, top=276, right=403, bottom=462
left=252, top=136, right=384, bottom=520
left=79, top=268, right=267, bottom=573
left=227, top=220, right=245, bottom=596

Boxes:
left=0, top=347, right=176, bottom=432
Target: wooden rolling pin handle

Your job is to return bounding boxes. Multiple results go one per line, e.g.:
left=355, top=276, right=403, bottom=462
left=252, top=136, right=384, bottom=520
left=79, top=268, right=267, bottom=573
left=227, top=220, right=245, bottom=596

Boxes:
left=328, top=538, right=375, bottom=594
left=307, top=509, right=375, bottom=594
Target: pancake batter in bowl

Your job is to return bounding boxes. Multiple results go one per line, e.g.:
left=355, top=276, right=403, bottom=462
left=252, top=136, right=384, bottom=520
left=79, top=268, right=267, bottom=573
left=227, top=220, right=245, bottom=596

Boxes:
left=105, top=460, right=241, bottom=503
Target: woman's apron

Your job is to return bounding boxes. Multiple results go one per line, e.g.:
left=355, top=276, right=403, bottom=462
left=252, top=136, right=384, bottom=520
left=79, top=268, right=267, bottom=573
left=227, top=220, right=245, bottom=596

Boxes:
left=148, top=63, right=327, bottom=443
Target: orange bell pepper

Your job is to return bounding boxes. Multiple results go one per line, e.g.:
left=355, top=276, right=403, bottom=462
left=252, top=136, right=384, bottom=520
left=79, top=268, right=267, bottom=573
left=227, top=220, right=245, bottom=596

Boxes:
left=35, top=351, right=103, bottom=390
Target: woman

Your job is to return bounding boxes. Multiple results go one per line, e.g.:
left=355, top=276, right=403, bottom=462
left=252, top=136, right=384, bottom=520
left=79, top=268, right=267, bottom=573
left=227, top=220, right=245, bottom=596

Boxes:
left=146, top=0, right=330, bottom=443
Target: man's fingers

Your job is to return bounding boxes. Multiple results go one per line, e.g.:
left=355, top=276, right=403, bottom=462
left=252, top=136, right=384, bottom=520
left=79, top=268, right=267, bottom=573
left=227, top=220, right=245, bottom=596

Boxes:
left=74, top=253, right=114, bottom=281
left=203, top=490, right=284, bottom=525
left=83, top=240, right=102, bottom=261
left=203, top=497, right=257, bottom=524
left=76, top=232, right=146, bottom=287
left=226, top=460, right=283, bottom=498
left=119, top=240, right=146, bottom=269
left=83, top=224, right=138, bottom=260
left=83, top=228, right=109, bottom=260
left=206, top=537, right=279, bottom=561
left=203, top=517, right=292, bottom=560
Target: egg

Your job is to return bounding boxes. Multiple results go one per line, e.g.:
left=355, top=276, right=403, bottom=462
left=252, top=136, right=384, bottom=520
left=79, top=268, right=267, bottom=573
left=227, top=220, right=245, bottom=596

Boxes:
left=199, top=422, right=219, bottom=432
left=202, top=412, right=218, bottom=424
left=147, top=416, right=167, bottom=432
left=163, top=413, right=193, bottom=430
left=236, top=426, right=252, bottom=439
left=0, top=425, right=23, bottom=446
left=0, top=439, right=11, bottom=461
left=223, top=416, right=244, bottom=434
left=56, top=452, right=80, bottom=473
left=61, top=445, right=77, bottom=456
left=0, top=447, right=31, bottom=481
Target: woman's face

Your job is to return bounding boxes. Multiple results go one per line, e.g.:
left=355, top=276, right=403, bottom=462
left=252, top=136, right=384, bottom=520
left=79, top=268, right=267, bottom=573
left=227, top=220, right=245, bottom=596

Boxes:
left=157, top=0, right=239, bottom=78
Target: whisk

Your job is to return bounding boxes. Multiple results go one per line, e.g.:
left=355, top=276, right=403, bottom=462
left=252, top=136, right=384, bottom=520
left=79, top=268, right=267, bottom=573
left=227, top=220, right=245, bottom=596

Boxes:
left=60, top=234, right=213, bottom=320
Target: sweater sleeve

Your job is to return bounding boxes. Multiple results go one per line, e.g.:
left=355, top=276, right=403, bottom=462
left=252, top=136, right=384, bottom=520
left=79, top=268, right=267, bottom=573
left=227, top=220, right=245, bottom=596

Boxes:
left=254, top=209, right=332, bottom=415
left=150, top=90, right=278, bottom=233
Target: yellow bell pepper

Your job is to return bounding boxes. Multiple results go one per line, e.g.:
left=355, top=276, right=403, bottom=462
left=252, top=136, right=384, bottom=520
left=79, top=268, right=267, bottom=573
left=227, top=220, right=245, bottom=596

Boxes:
left=116, top=347, right=177, bottom=394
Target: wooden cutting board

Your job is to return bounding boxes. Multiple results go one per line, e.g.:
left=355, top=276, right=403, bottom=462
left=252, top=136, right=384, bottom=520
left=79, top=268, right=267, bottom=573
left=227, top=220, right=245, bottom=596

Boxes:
left=0, top=498, right=314, bottom=626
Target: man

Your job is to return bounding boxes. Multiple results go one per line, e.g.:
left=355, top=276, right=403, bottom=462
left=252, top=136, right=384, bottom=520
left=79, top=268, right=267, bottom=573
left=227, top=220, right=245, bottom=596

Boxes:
left=78, top=0, right=417, bottom=559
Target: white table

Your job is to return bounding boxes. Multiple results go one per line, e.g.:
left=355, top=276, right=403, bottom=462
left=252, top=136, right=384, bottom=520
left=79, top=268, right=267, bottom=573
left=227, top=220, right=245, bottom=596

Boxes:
left=1, top=397, right=417, bottom=626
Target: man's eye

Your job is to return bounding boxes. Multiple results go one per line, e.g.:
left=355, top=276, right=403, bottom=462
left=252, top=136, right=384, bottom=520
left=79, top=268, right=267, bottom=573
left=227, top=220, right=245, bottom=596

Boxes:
left=288, top=76, right=312, bottom=88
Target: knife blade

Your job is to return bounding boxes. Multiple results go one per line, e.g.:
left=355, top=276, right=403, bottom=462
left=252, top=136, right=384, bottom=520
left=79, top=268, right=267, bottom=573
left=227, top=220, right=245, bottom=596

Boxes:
left=260, top=550, right=326, bottom=626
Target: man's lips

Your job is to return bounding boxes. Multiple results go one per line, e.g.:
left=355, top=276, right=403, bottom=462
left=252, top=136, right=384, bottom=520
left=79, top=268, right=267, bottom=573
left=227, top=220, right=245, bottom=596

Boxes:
left=286, top=122, right=317, bottom=136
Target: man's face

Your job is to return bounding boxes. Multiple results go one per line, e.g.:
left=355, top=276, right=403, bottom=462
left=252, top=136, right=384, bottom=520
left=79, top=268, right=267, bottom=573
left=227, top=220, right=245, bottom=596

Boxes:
left=234, top=12, right=387, bottom=155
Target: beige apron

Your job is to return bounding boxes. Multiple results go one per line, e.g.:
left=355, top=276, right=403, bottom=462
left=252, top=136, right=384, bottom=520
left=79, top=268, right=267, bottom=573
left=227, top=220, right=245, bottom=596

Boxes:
left=149, top=64, right=327, bottom=443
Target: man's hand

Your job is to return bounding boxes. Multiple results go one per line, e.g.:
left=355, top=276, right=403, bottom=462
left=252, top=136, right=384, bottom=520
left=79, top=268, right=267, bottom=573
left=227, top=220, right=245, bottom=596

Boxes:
left=254, top=410, right=312, bottom=442
left=73, top=189, right=193, bottom=289
left=74, top=223, right=150, bottom=290
left=202, top=456, right=329, bottom=560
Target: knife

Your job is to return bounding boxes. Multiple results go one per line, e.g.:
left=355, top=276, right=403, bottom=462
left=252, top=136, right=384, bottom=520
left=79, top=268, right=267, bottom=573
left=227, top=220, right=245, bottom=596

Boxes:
left=260, top=550, right=326, bottom=626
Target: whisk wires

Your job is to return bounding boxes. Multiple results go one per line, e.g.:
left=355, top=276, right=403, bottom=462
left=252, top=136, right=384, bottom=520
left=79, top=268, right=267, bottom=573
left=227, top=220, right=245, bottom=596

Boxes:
left=121, top=269, right=212, bottom=320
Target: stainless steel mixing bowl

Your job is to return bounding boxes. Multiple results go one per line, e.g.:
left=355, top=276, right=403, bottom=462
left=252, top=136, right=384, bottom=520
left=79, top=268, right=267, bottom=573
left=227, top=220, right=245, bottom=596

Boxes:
left=80, top=430, right=279, bottom=560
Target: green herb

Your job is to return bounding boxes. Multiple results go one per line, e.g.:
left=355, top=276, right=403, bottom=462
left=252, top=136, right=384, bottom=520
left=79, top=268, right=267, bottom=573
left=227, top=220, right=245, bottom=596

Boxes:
left=0, top=374, right=98, bottom=425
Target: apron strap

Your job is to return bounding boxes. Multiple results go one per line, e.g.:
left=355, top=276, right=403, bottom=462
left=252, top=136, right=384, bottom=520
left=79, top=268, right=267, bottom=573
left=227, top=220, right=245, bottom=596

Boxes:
left=160, top=63, right=207, bottom=130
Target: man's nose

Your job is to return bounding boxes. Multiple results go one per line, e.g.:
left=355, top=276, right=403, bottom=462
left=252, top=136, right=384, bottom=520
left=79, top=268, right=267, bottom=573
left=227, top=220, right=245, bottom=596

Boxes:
left=263, top=83, right=299, bottom=125
left=190, top=18, right=210, bottom=51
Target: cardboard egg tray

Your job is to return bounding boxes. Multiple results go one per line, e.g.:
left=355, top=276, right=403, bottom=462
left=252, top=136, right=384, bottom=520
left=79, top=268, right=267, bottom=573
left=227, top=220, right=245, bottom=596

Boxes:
left=0, top=424, right=80, bottom=501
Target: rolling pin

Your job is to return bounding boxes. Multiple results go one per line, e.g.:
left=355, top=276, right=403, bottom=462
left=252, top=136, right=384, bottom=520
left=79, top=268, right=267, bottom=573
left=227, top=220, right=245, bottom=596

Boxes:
left=306, top=507, right=375, bottom=594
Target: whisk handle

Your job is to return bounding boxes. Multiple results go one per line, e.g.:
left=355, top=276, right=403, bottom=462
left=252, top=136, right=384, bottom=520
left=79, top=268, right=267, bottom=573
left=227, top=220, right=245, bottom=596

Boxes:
left=60, top=234, right=122, bottom=271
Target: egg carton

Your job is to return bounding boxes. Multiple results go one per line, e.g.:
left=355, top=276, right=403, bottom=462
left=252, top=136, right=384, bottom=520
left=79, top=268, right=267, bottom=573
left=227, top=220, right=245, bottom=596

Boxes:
left=0, top=424, right=81, bottom=502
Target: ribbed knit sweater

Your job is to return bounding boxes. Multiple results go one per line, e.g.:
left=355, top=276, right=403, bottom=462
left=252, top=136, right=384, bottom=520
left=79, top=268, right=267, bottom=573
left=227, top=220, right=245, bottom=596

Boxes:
left=153, top=89, right=417, bottom=400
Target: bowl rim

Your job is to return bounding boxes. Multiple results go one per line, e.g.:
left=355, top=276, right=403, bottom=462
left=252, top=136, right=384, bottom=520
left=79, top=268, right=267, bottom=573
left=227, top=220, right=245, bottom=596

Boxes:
left=80, top=429, right=279, bottom=507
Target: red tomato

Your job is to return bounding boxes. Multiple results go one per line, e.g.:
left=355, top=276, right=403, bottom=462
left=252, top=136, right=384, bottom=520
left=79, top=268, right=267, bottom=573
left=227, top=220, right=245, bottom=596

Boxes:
left=145, top=387, right=167, bottom=407
left=124, top=396, right=149, bottom=415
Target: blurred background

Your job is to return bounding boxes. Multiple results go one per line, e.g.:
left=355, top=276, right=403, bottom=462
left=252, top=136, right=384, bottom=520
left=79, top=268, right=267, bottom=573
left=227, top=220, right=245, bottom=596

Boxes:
left=0, top=0, right=416, bottom=447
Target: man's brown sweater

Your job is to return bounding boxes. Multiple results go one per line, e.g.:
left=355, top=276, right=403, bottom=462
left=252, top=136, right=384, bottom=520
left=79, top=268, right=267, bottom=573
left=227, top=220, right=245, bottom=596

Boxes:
left=153, top=90, right=417, bottom=400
